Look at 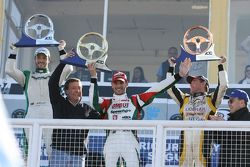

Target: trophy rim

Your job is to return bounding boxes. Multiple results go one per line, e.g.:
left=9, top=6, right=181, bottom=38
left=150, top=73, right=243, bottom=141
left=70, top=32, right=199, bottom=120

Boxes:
left=76, top=32, right=108, bottom=62
left=24, top=14, right=54, bottom=40
left=183, top=25, right=213, bottom=55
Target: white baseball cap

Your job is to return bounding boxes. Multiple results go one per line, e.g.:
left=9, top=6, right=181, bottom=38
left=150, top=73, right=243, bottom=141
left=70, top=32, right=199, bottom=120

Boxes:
left=34, top=47, right=50, bottom=57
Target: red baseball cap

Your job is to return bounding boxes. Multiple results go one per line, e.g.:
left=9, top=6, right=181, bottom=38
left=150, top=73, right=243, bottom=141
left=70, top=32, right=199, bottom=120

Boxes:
left=112, top=71, right=128, bottom=83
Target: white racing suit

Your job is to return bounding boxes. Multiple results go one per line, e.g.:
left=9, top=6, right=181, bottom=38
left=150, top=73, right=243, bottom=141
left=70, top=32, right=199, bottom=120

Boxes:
left=89, top=74, right=183, bottom=167
left=5, top=53, right=73, bottom=158
left=166, top=65, right=228, bottom=167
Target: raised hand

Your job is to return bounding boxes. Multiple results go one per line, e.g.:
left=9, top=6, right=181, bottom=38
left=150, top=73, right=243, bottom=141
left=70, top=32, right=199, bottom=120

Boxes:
left=87, top=63, right=97, bottom=78
left=10, top=43, right=16, bottom=50
left=65, top=49, right=75, bottom=58
left=168, top=57, right=176, bottom=67
left=179, top=58, right=192, bottom=77
left=58, top=40, right=66, bottom=50
left=10, top=43, right=18, bottom=54
left=219, top=56, right=226, bottom=64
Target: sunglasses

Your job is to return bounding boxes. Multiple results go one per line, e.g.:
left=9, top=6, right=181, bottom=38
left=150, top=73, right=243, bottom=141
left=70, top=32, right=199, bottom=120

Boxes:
left=228, top=98, right=244, bottom=104
left=228, top=98, right=238, bottom=104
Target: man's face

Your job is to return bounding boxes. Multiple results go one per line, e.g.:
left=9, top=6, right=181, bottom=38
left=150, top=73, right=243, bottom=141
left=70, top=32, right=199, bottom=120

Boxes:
left=168, top=48, right=178, bottom=58
left=246, top=67, right=250, bottom=78
left=111, top=80, right=128, bottom=95
left=35, top=53, right=50, bottom=69
left=190, top=78, right=207, bottom=94
left=228, top=98, right=245, bottom=113
left=66, top=81, right=82, bottom=103
left=134, top=68, right=141, bottom=79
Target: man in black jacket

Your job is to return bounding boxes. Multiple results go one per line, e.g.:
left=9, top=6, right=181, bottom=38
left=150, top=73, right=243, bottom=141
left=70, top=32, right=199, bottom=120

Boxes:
left=210, top=89, right=250, bottom=167
left=48, top=50, right=100, bottom=167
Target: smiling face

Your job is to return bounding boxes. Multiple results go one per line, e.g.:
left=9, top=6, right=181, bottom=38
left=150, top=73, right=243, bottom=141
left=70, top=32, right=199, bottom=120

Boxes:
left=35, top=53, right=50, bottom=69
left=245, top=66, right=250, bottom=79
left=228, top=98, right=246, bottom=113
left=65, top=80, right=82, bottom=104
left=190, top=78, right=207, bottom=94
left=111, top=80, right=128, bottom=95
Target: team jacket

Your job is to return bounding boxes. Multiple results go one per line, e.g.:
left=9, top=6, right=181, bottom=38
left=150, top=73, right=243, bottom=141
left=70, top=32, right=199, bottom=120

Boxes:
left=89, top=74, right=182, bottom=120
left=5, top=51, right=73, bottom=116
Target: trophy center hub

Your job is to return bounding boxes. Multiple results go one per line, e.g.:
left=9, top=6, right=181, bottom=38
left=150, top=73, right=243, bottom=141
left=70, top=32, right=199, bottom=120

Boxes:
left=90, top=45, right=95, bottom=50
left=196, top=38, right=200, bottom=43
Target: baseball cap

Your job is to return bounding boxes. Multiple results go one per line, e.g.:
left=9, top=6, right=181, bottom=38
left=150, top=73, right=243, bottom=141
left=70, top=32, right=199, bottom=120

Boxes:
left=34, top=47, right=50, bottom=57
left=112, top=71, right=128, bottom=83
left=186, top=75, right=209, bottom=86
left=226, top=89, right=249, bottom=102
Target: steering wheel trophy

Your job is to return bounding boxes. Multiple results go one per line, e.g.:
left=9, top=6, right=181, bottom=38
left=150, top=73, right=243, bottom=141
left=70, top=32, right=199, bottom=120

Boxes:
left=61, top=32, right=111, bottom=71
left=177, top=25, right=220, bottom=62
left=14, top=14, right=59, bottom=47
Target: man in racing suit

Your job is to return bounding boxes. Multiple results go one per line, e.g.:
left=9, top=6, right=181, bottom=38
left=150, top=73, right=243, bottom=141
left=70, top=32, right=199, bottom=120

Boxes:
left=5, top=40, right=73, bottom=157
left=87, top=58, right=192, bottom=167
left=166, top=57, right=228, bottom=167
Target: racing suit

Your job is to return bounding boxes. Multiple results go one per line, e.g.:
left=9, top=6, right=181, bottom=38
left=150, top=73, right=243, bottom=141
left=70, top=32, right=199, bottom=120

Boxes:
left=89, top=73, right=182, bottom=167
left=166, top=64, right=228, bottom=167
left=5, top=50, right=73, bottom=157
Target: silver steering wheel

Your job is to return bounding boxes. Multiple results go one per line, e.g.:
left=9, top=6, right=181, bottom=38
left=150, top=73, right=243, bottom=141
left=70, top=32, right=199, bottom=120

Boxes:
left=25, top=14, right=54, bottom=39
left=77, top=32, right=108, bottom=62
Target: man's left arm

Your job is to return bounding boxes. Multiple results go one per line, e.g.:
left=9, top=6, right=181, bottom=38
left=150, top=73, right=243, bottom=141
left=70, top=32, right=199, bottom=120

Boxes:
left=136, top=58, right=191, bottom=108
left=57, top=40, right=73, bottom=85
left=211, top=63, right=228, bottom=107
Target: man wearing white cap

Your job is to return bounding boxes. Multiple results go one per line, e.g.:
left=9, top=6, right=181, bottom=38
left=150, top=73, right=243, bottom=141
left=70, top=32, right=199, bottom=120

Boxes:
left=87, top=58, right=192, bottom=167
left=5, top=41, right=73, bottom=157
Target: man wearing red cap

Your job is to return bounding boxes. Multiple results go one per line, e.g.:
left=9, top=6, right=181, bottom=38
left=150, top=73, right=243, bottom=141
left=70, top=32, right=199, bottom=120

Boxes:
left=166, top=57, right=228, bottom=167
left=87, top=58, right=192, bottom=167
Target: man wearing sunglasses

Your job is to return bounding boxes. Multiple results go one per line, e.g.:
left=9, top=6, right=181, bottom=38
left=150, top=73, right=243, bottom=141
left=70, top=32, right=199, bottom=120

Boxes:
left=210, top=89, right=250, bottom=166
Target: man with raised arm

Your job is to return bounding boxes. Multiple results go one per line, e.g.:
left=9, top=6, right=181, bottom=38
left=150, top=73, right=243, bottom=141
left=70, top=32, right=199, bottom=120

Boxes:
left=5, top=40, right=73, bottom=158
left=48, top=51, right=100, bottom=167
left=87, top=58, right=192, bottom=167
left=166, top=57, right=228, bottom=167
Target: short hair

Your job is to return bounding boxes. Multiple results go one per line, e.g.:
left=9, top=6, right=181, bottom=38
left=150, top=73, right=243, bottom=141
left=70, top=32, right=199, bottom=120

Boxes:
left=168, top=47, right=178, bottom=54
left=64, top=78, right=81, bottom=91
left=245, top=65, right=250, bottom=72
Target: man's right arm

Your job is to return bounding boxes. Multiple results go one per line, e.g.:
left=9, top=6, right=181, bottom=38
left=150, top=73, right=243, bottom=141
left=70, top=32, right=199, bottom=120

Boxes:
left=5, top=54, right=26, bottom=87
left=48, top=63, right=66, bottom=105
left=166, top=58, right=185, bottom=106
left=88, top=63, right=108, bottom=118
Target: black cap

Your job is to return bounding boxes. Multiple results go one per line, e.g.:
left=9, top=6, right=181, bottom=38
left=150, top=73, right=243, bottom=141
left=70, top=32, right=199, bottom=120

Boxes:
left=186, top=75, right=209, bottom=86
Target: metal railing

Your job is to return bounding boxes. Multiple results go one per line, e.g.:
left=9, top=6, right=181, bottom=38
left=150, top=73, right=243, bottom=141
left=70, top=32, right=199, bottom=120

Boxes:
left=9, top=119, right=250, bottom=167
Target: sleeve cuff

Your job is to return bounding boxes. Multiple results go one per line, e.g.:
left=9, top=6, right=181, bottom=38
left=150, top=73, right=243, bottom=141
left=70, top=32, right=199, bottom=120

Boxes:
left=59, top=49, right=67, bottom=55
left=91, top=78, right=97, bottom=83
left=168, top=67, right=174, bottom=74
left=218, top=64, right=224, bottom=71
left=8, top=54, right=17, bottom=59
left=174, top=73, right=182, bottom=81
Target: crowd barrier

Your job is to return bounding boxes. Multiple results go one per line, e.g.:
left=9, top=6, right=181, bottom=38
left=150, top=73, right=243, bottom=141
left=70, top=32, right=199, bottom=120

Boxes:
left=9, top=119, right=250, bottom=167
